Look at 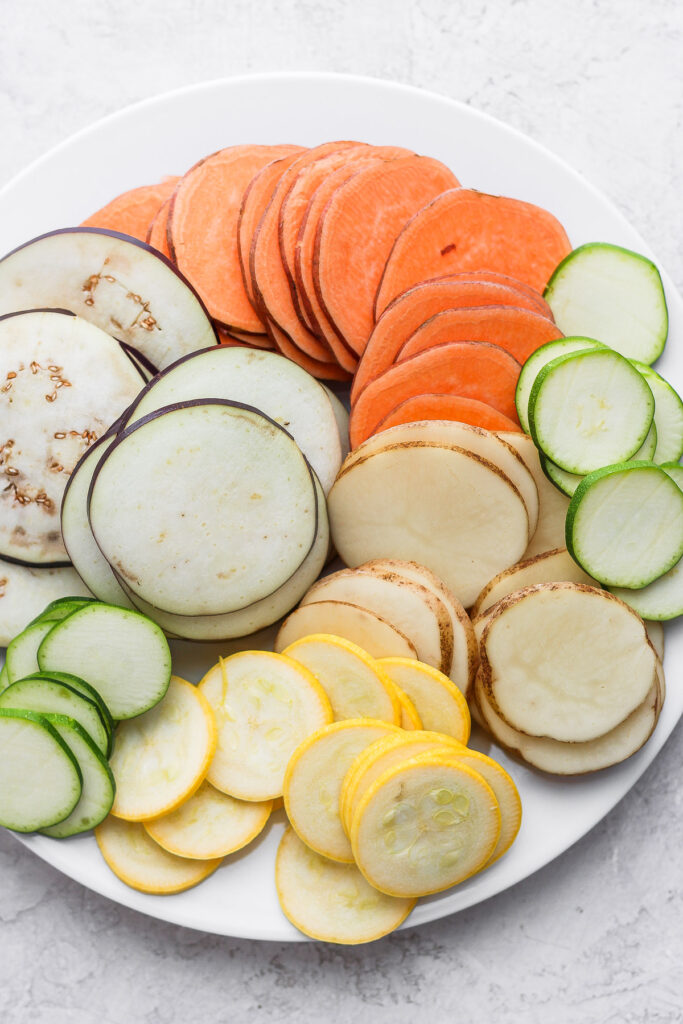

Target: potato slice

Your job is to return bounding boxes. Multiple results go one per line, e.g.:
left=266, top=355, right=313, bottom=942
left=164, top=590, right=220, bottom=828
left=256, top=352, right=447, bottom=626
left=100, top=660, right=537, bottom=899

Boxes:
left=143, top=781, right=272, bottom=860
left=328, top=442, right=529, bottom=608
left=475, top=669, right=662, bottom=775
left=342, top=420, right=539, bottom=539
left=284, top=720, right=401, bottom=862
left=646, top=620, right=665, bottom=661
left=480, top=583, right=658, bottom=743
left=471, top=547, right=597, bottom=618
left=199, top=652, right=332, bottom=801
left=302, top=568, right=453, bottom=675
left=360, top=558, right=477, bottom=695
left=282, top=634, right=400, bottom=724
left=351, top=753, right=500, bottom=898
left=377, top=658, right=470, bottom=743
left=109, top=676, right=216, bottom=821
left=276, top=827, right=415, bottom=944
left=275, top=601, right=418, bottom=660
left=95, top=816, right=222, bottom=894
left=497, top=432, right=570, bottom=559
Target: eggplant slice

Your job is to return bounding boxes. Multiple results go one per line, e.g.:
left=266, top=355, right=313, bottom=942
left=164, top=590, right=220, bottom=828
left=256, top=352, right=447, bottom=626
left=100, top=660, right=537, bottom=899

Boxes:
left=0, top=310, right=143, bottom=565
left=88, top=399, right=318, bottom=617
left=0, top=228, right=217, bottom=369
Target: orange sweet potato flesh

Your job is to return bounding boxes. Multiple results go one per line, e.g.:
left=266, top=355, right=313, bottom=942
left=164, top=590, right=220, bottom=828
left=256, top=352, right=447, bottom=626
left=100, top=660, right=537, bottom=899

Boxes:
left=349, top=341, right=521, bottom=448
left=238, top=151, right=307, bottom=317
left=313, top=157, right=460, bottom=356
left=397, top=306, right=563, bottom=365
left=168, top=145, right=302, bottom=334
left=82, top=178, right=179, bottom=241
left=251, top=142, right=365, bottom=365
left=350, top=275, right=554, bottom=404
left=267, top=319, right=352, bottom=381
left=217, top=325, right=274, bottom=350
left=374, top=189, right=572, bottom=319
left=375, top=394, right=522, bottom=434
left=146, top=199, right=173, bottom=259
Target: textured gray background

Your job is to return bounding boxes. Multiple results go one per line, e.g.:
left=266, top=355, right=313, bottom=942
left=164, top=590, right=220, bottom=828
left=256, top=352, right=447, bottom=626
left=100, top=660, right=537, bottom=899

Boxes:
left=1, top=1, right=682, bottom=1020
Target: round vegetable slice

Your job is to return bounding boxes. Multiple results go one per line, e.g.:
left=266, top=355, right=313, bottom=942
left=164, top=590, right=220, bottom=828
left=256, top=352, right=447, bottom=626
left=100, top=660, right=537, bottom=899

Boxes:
left=283, top=719, right=401, bottom=862
left=37, top=602, right=171, bottom=720
left=498, top=431, right=571, bottom=559
left=540, top=420, right=658, bottom=498
left=328, top=442, right=529, bottom=608
left=143, top=781, right=271, bottom=859
left=124, top=346, right=343, bottom=495
left=480, top=582, right=658, bottom=743
left=609, top=557, right=683, bottom=621
left=515, top=336, right=605, bottom=433
left=566, top=463, right=683, bottom=588
left=275, top=827, right=415, bottom=944
left=351, top=753, right=500, bottom=898
left=471, top=547, right=596, bottom=618
left=393, top=686, right=423, bottom=730
left=20, top=670, right=114, bottom=754
left=631, top=361, right=683, bottom=464
left=528, top=348, right=655, bottom=475
left=282, top=634, right=400, bottom=724
left=0, top=309, right=143, bottom=566
left=0, top=228, right=218, bottom=370
left=0, top=708, right=82, bottom=832
left=5, top=619, right=57, bottom=685
left=39, top=714, right=115, bottom=838
left=95, top=816, right=222, bottom=894
left=89, top=400, right=318, bottom=617
left=275, top=601, right=418, bottom=661
left=340, top=733, right=417, bottom=836
left=544, top=242, right=668, bottom=364
left=0, top=560, right=92, bottom=648
left=109, top=676, right=216, bottom=821
left=198, top=652, right=333, bottom=802
left=0, top=675, right=110, bottom=756
left=376, top=658, right=470, bottom=743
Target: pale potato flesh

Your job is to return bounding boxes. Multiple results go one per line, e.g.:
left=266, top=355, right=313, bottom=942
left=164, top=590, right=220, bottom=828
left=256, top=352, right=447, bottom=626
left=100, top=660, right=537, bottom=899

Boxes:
left=471, top=547, right=597, bottom=618
left=498, top=432, right=570, bottom=559
left=275, top=601, right=418, bottom=660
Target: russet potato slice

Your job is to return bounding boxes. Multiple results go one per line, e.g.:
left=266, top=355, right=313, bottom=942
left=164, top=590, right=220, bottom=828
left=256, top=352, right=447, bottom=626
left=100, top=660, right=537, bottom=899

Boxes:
left=498, top=432, right=570, bottom=559
left=480, top=583, right=658, bottom=743
left=199, top=651, right=332, bottom=802
left=328, top=442, right=529, bottom=608
left=471, top=547, right=597, bottom=618
left=275, top=601, right=418, bottom=660
left=283, top=719, right=401, bottom=862
left=275, top=827, right=415, bottom=944
left=377, top=657, right=470, bottom=743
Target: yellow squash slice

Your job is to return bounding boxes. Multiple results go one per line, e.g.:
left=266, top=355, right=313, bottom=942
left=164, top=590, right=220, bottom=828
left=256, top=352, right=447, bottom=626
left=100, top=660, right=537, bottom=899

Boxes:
left=282, top=633, right=400, bottom=724
left=143, top=780, right=272, bottom=859
left=95, top=816, right=222, bottom=894
left=377, top=657, right=471, bottom=743
left=392, top=686, right=423, bottom=730
left=276, top=827, right=415, bottom=944
left=199, top=652, right=333, bottom=802
left=109, top=676, right=216, bottom=821
left=351, top=753, right=500, bottom=898
left=283, top=719, right=401, bottom=862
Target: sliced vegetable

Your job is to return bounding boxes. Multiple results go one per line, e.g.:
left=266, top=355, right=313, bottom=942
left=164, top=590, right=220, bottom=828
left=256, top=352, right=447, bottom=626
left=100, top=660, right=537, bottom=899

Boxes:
left=497, top=432, right=571, bottom=559
left=5, top=620, right=56, bottom=685
left=376, top=658, right=470, bottom=743
left=39, top=714, right=115, bottom=838
left=0, top=708, right=82, bottom=832
left=566, top=463, right=683, bottom=587
left=376, top=394, right=521, bottom=434
left=631, top=361, right=683, bottom=463
left=275, top=601, right=418, bottom=661
left=82, top=178, right=179, bottom=241
left=146, top=198, right=173, bottom=259
left=528, top=348, right=655, bottom=475
left=0, top=560, right=92, bottom=648
left=0, top=674, right=111, bottom=756
left=25, top=670, right=115, bottom=741
left=544, top=242, right=668, bottom=364
left=37, top=603, right=171, bottom=720
left=471, top=547, right=596, bottom=618
left=515, top=336, right=605, bottom=434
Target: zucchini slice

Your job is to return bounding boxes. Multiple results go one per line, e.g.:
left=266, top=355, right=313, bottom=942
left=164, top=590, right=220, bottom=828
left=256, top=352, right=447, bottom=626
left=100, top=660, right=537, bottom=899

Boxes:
left=39, top=714, right=115, bottom=837
left=529, top=348, right=655, bottom=475
left=0, top=228, right=217, bottom=369
left=0, top=309, right=143, bottom=566
left=88, top=400, right=318, bottom=617
left=24, top=670, right=115, bottom=743
left=5, top=620, right=55, bottom=684
left=0, top=675, right=111, bottom=756
left=515, top=336, right=605, bottom=433
left=566, top=463, right=683, bottom=587
left=37, top=603, right=171, bottom=720
left=544, top=242, right=668, bottom=364
left=631, top=361, right=683, bottom=464
left=540, top=421, right=657, bottom=498
left=0, top=708, right=82, bottom=832
left=124, top=346, right=343, bottom=495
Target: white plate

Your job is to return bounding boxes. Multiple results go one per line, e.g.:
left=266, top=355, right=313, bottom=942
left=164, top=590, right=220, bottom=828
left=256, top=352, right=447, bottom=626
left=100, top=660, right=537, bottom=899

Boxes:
left=1, top=72, right=681, bottom=941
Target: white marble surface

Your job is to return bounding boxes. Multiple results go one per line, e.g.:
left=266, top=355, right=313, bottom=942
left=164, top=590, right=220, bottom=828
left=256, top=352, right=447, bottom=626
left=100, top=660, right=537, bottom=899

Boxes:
left=1, top=0, right=683, bottom=1019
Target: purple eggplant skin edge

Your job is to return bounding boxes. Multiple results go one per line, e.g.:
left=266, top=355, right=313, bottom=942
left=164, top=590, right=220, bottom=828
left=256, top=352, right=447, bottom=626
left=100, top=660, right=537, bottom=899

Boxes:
left=0, top=226, right=219, bottom=347
left=85, top=397, right=320, bottom=619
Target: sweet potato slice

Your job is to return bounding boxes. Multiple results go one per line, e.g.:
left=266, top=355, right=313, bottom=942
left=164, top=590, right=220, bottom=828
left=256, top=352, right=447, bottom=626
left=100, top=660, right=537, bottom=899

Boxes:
left=146, top=198, right=173, bottom=259
left=238, top=151, right=307, bottom=315
left=268, top=319, right=351, bottom=381
left=376, top=394, right=521, bottom=433
left=375, top=189, right=572, bottom=318
left=349, top=342, right=521, bottom=449
left=251, top=142, right=364, bottom=364
left=216, top=325, right=275, bottom=350
left=351, top=275, right=551, bottom=404
left=169, top=145, right=302, bottom=334
left=314, top=158, right=459, bottom=355
left=82, top=178, right=179, bottom=242
left=397, top=306, right=563, bottom=365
